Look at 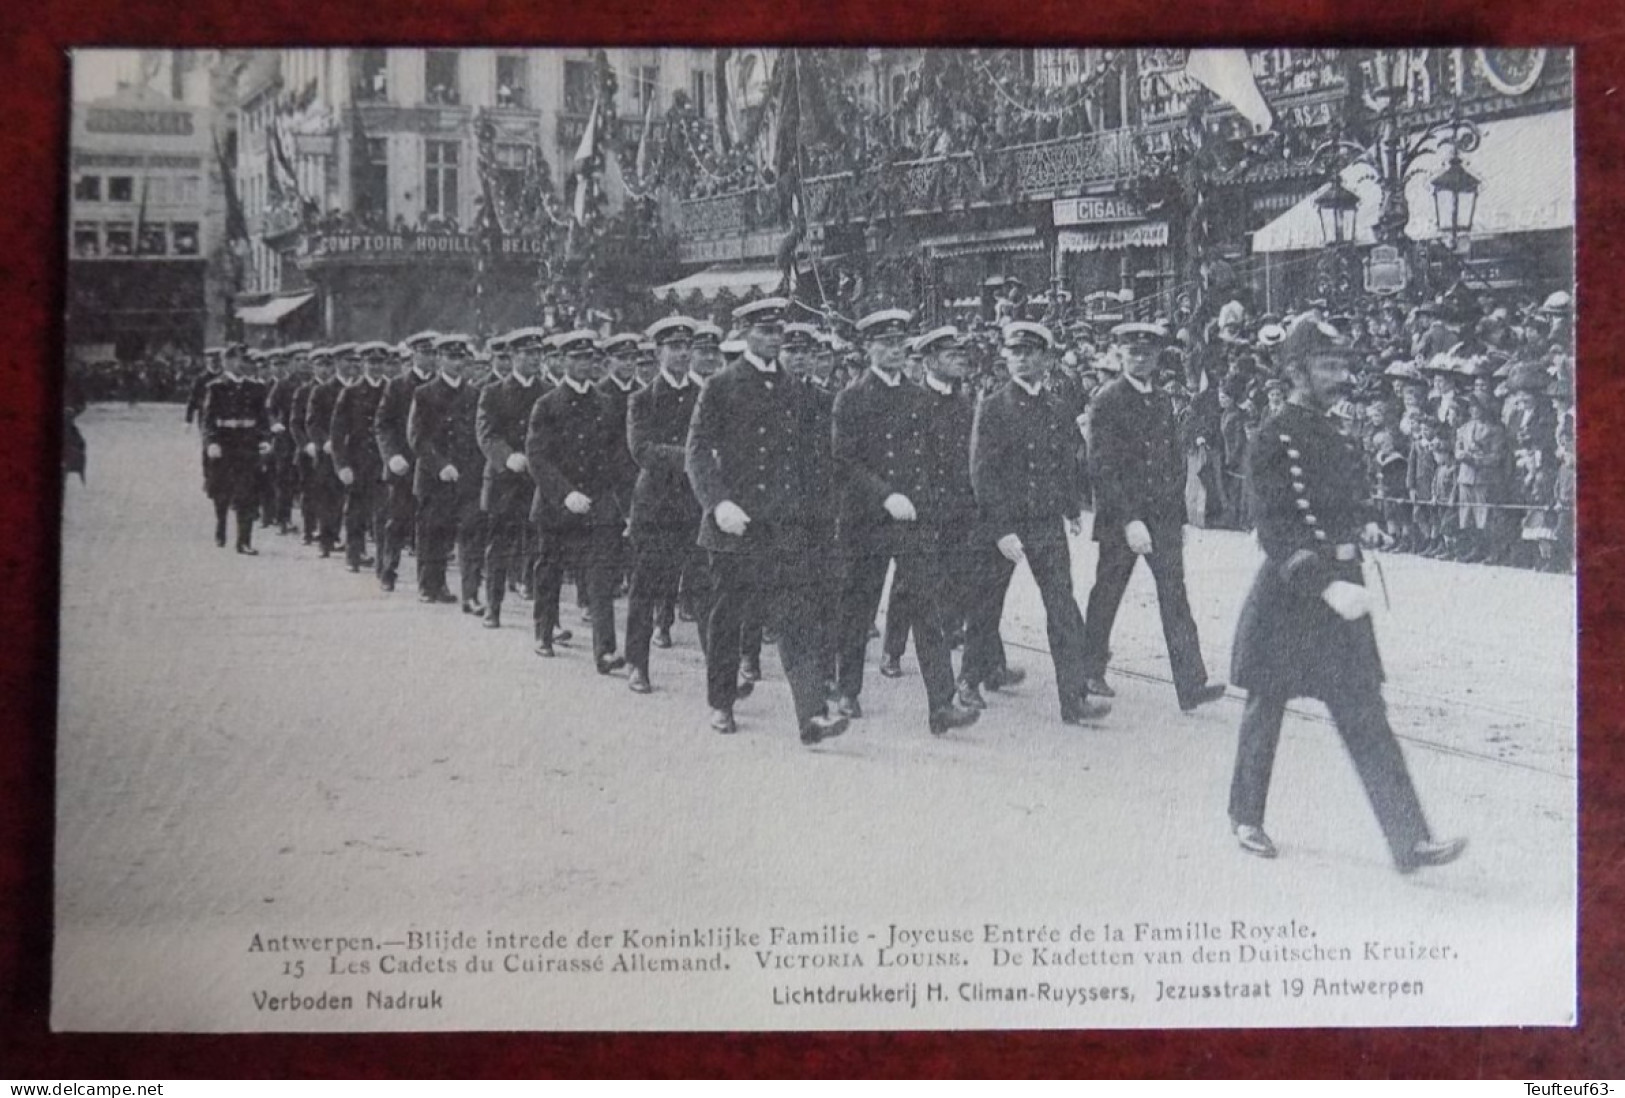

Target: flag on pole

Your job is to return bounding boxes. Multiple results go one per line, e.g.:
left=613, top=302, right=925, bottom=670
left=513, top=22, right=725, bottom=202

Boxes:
left=213, top=132, right=249, bottom=244
left=1184, top=49, right=1274, bottom=133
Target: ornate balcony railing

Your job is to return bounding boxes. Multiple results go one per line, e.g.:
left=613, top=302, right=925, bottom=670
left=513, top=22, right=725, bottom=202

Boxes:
left=673, top=128, right=1144, bottom=241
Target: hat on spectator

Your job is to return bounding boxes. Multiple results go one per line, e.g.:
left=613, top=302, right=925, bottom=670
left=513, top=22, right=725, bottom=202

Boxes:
left=1278, top=315, right=1357, bottom=367
left=1539, top=291, right=1573, bottom=315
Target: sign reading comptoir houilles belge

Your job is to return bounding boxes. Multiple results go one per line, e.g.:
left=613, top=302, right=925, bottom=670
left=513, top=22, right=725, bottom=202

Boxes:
left=305, top=233, right=552, bottom=258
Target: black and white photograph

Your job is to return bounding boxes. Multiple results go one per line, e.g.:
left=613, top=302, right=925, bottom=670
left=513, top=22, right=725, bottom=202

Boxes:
left=55, top=46, right=1576, bottom=1031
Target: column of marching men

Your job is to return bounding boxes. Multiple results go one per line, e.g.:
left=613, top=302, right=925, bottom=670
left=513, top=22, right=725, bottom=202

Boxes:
left=191, top=301, right=1465, bottom=873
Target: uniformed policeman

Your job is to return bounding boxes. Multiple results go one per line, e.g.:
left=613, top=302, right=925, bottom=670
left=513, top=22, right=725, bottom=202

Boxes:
left=373, top=330, right=441, bottom=592
left=1080, top=321, right=1227, bottom=712
left=832, top=309, right=978, bottom=737
left=407, top=334, right=484, bottom=605
left=623, top=315, right=705, bottom=694
left=331, top=342, right=391, bottom=574
left=1228, top=316, right=1467, bottom=873
left=476, top=328, right=548, bottom=629
left=685, top=298, right=849, bottom=744
left=967, top=322, right=1111, bottom=725
left=199, top=343, right=272, bottom=553
left=526, top=330, right=630, bottom=668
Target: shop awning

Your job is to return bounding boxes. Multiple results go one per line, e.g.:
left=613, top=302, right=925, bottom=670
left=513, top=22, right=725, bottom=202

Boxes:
left=235, top=292, right=315, bottom=326
left=1057, top=223, right=1169, bottom=253
left=923, top=226, right=1043, bottom=259
left=1251, top=108, right=1573, bottom=254
left=652, top=264, right=783, bottom=301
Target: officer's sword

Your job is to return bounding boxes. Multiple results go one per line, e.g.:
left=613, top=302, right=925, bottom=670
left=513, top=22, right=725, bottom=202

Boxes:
left=1367, top=551, right=1392, bottom=611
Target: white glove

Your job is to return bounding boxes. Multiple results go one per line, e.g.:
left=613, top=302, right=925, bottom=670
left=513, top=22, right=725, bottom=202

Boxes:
left=257, top=441, right=273, bottom=456
left=996, top=533, right=1024, bottom=563
left=271, top=423, right=286, bottom=434
left=1066, top=516, right=1083, bottom=538
left=1322, top=580, right=1372, bottom=621
left=882, top=493, right=917, bottom=522
left=205, top=443, right=222, bottom=459
left=1361, top=522, right=1394, bottom=550
left=439, top=464, right=459, bottom=483
left=505, top=452, right=529, bottom=473
left=1125, top=520, right=1153, bottom=555
left=564, top=490, right=592, bottom=515
left=321, top=441, right=333, bottom=455
left=714, top=500, right=750, bottom=536
left=338, top=467, right=355, bottom=486
left=388, top=454, right=410, bottom=477
left=303, top=442, right=318, bottom=458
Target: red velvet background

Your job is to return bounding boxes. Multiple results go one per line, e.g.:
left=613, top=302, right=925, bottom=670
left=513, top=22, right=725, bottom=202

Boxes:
left=2, top=4, right=1620, bottom=1078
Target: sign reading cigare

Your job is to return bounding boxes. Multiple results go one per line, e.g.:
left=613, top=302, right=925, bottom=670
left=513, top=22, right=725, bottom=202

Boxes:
left=85, top=108, right=194, bottom=136
left=1052, top=196, right=1146, bottom=226
left=305, top=233, right=551, bottom=259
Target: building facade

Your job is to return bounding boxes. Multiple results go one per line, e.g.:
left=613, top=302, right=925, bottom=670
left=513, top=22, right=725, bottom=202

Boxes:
left=233, top=48, right=706, bottom=342
left=66, top=84, right=224, bottom=361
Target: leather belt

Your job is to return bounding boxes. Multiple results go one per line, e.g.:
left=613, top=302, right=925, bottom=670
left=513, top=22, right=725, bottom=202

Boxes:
left=215, top=418, right=258, bottom=428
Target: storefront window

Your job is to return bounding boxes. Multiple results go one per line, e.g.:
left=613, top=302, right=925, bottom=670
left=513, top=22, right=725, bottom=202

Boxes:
left=109, top=176, right=134, bottom=202
left=496, top=54, right=528, bottom=107
left=74, top=175, right=101, bottom=202
left=425, top=51, right=460, bottom=105
left=73, top=222, right=100, bottom=257
left=172, top=223, right=199, bottom=255
left=105, top=222, right=133, bottom=256
left=138, top=223, right=168, bottom=256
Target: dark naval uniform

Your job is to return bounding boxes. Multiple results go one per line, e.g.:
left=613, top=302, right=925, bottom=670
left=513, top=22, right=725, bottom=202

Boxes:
left=882, top=374, right=978, bottom=664
left=802, top=377, right=844, bottom=687
left=331, top=376, right=387, bottom=572
left=476, top=374, right=546, bottom=622
left=373, top=366, right=434, bottom=588
left=624, top=370, right=704, bottom=679
left=966, top=376, right=1092, bottom=715
left=685, top=352, right=828, bottom=728
left=288, top=376, right=319, bottom=543
left=832, top=367, right=957, bottom=715
left=526, top=378, right=629, bottom=662
left=1229, top=401, right=1438, bottom=867
left=1081, top=372, right=1214, bottom=708
left=199, top=373, right=269, bottom=549
left=265, top=370, right=302, bottom=531
left=408, top=374, right=485, bottom=602
left=304, top=376, right=345, bottom=555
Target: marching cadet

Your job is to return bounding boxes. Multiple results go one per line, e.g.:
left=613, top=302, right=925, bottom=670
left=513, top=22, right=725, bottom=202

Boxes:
left=199, top=343, right=272, bottom=554
left=331, top=342, right=391, bottom=574
left=967, top=322, right=1110, bottom=726
left=597, top=332, right=645, bottom=591
left=185, top=346, right=224, bottom=427
left=476, top=329, right=548, bottom=630
left=879, top=327, right=988, bottom=696
left=302, top=343, right=349, bottom=559
left=685, top=297, right=849, bottom=745
left=780, top=322, right=843, bottom=693
left=1228, top=316, right=1466, bottom=873
left=1081, top=322, right=1226, bottom=712
left=407, top=334, right=486, bottom=609
left=264, top=344, right=309, bottom=535
left=623, top=316, right=704, bottom=694
left=525, top=330, right=630, bottom=669
left=831, top=309, right=978, bottom=737
left=486, top=336, right=514, bottom=386
left=374, top=330, right=441, bottom=592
